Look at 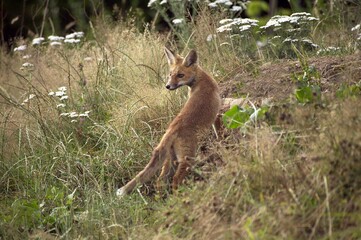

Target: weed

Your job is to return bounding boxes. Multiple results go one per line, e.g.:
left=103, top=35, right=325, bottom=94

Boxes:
left=292, top=57, right=321, bottom=104
left=336, top=81, right=361, bottom=99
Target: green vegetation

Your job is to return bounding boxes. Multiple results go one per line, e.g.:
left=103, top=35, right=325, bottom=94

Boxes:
left=1, top=1, right=361, bottom=239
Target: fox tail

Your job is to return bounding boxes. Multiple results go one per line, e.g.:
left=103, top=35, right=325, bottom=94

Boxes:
left=116, top=133, right=177, bottom=197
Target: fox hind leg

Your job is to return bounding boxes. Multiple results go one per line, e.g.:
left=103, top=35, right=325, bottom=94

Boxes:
left=172, top=141, right=196, bottom=190
left=156, top=147, right=177, bottom=192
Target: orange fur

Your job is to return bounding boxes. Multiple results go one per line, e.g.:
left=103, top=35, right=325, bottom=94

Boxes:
left=116, top=48, right=221, bottom=197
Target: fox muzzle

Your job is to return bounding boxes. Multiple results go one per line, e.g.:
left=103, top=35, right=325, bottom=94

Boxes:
left=166, top=84, right=181, bottom=90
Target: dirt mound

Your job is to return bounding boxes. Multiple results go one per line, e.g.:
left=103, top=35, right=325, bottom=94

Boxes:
left=220, top=54, right=361, bottom=102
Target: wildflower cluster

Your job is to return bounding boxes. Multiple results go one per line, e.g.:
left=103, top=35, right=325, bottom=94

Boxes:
left=208, top=0, right=248, bottom=12
left=212, top=12, right=325, bottom=58
left=32, top=37, right=45, bottom=45
left=316, top=46, right=341, bottom=55
left=217, top=18, right=258, bottom=33
left=13, top=31, right=84, bottom=71
left=48, top=86, right=69, bottom=101
left=64, top=32, right=84, bottom=44
left=260, top=13, right=318, bottom=31
left=48, top=86, right=90, bottom=123
left=147, top=0, right=247, bottom=31
left=260, top=12, right=319, bottom=51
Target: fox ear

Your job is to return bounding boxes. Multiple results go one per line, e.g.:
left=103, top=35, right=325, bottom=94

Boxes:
left=183, top=49, right=197, bottom=67
left=164, top=47, right=176, bottom=65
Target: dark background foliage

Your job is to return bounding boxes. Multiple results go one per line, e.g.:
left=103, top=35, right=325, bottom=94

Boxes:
left=0, top=0, right=327, bottom=48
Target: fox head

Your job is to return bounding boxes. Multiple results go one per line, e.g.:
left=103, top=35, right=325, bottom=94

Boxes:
left=164, top=48, right=198, bottom=90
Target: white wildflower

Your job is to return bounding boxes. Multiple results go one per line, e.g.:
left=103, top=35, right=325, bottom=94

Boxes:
left=55, top=91, right=65, bottom=97
left=291, top=12, right=311, bottom=17
left=14, top=45, right=27, bottom=52
left=65, top=33, right=76, bottom=39
left=317, top=46, right=341, bottom=55
left=301, top=39, right=318, bottom=48
left=148, top=0, right=157, bottom=7
left=64, top=39, right=81, bottom=44
left=71, top=120, right=77, bottom=123
left=219, top=19, right=234, bottom=25
left=326, top=46, right=340, bottom=51
left=50, top=41, right=62, bottom=46
left=239, top=25, right=251, bottom=32
left=351, top=24, right=360, bottom=32
left=65, top=32, right=83, bottom=39
left=206, top=34, right=216, bottom=42
left=60, top=113, right=69, bottom=117
left=172, top=18, right=184, bottom=25
left=22, top=62, right=34, bottom=68
left=211, top=0, right=232, bottom=6
left=208, top=0, right=236, bottom=7
left=74, top=32, right=84, bottom=38
left=48, top=91, right=55, bottom=96
left=307, top=17, right=319, bottom=22
left=58, top=86, right=67, bottom=92
left=160, top=0, right=167, bottom=4
left=230, top=6, right=243, bottom=12
left=48, top=35, right=64, bottom=41
left=69, top=112, right=78, bottom=118
left=28, top=94, right=36, bottom=100
left=261, top=13, right=318, bottom=30
left=23, top=55, right=31, bottom=59
left=260, top=16, right=284, bottom=30
left=217, top=18, right=258, bottom=33
left=220, top=42, right=231, bottom=46
left=56, top=104, right=66, bottom=108
left=21, top=94, right=36, bottom=105
left=79, top=111, right=90, bottom=117
left=301, top=39, right=313, bottom=44
left=60, top=95, right=69, bottom=101
left=283, top=38, right=299, bottom=43
left=217, top=26, right=232, bottom=33
left=32, top=37, right=45, bottom=45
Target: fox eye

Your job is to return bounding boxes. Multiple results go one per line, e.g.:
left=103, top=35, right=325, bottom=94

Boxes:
left=177, top=73, right=185, bottom=78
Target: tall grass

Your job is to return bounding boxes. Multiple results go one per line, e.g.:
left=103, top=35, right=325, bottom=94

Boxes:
left=1, top=2, right=361, bottom=239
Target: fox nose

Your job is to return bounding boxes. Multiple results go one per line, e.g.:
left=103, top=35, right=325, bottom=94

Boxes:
left=166, top=85, right=171, bottom=89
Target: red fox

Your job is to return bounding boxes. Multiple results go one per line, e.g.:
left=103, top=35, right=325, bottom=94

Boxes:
left=116, top=48, right=221, bottom=197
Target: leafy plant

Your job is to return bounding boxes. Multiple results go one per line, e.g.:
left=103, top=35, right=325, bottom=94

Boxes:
left=336, top=81, right=361, bottom=99
left=293, top=64, right=321, bottom=104
left=222, top=103, right=268, bottom=129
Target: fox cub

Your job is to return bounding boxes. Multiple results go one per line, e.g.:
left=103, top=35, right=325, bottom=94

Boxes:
left=116, top=48, right=221, bottom=197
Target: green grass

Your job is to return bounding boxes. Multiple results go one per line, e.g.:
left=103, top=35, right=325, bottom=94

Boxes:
left=1, top=4, right=361, bottom=239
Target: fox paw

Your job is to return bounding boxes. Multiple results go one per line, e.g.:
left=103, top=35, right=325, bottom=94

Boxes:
left=116, top=187, right=126, bottom=198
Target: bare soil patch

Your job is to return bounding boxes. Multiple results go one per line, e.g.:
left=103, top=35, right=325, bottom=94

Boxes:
left=220, top=54, right=361, bottom=101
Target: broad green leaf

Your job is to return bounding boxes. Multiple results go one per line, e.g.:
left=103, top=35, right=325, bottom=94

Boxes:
left=222, top=105, right=251, bottom=129
left=295, top=86, right=313, bottom=103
